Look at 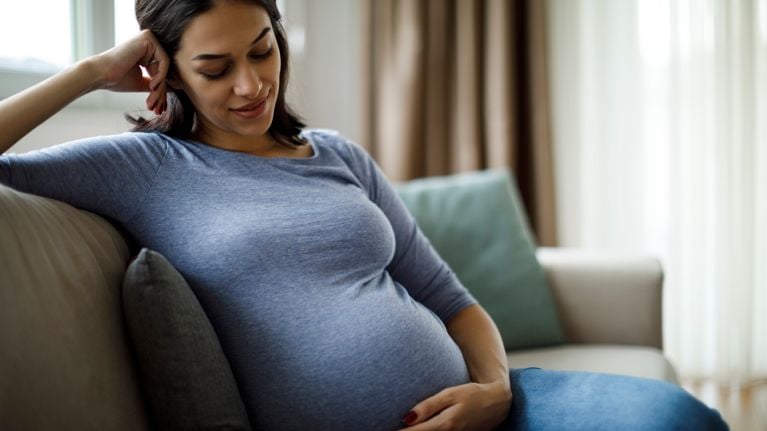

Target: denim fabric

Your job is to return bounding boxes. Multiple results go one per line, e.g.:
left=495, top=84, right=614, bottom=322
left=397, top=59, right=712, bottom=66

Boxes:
left=499, top=368, right=729, bottom=431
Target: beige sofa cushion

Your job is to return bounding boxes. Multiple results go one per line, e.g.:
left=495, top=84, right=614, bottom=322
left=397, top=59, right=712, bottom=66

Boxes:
left=0, top=185, right=150, bottom=430
left=508, top=344, right=678, bottom=384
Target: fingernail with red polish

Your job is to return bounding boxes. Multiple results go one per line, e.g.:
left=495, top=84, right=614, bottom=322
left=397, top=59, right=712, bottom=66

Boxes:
left=402, top=411, right=417, bottom=425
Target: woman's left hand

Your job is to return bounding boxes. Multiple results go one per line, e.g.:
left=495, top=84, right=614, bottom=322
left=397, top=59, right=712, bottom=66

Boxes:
left=398, top=380, right=512, bottom=431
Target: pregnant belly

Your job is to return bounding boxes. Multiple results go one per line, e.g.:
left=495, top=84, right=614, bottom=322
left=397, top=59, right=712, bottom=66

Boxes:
left=215, top=280, right=472, bottom=431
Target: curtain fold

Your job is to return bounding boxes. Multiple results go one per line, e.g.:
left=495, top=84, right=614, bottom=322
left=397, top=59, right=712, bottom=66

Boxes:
left=366, top=0, right=558, bottom=246
left=548, top=0, right=767, bottom=385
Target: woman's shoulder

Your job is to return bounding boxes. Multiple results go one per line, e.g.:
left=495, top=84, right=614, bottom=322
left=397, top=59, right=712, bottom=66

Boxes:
left=33, top=131, right=169, bottom=157
left=3, top=132, right=169, bottom=165
left=92, top=131, right=171, bottom=152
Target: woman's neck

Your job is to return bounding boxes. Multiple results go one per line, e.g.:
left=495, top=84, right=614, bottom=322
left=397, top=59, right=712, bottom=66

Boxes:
left=193, top=125, right=281, bottom=156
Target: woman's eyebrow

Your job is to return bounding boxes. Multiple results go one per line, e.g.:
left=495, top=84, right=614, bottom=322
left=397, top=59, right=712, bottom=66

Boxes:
left=192, top=27, right=272, bottom=61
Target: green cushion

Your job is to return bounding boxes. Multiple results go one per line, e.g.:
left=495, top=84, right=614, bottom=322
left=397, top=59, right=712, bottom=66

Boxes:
left=395, top=169, right=564, bottom=350
left=122, top=248, right=252, bottom=430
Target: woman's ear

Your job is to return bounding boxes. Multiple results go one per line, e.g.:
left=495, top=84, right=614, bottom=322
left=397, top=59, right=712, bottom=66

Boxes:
left=165, top=69, right=184, bottom=90
left=166, top=75, right=182, bottom=90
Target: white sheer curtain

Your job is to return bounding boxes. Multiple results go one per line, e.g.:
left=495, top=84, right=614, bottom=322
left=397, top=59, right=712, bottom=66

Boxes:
left=547, top=0, right=767, bottom=385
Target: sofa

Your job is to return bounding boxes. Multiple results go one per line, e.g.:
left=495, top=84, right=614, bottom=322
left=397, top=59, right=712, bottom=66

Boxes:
left=0, top=181, right=676, bottom=430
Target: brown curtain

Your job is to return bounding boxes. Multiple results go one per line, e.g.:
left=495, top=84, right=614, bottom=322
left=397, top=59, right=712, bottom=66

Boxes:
left=363, top=0, right=557, bottom=246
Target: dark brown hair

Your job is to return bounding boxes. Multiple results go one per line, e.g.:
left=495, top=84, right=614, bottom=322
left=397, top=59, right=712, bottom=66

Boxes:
left=128, top=0, right=306, bottom=147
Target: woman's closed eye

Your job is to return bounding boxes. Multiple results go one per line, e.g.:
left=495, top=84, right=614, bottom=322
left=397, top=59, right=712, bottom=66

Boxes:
left=200, top=47, right=275, bottom=81
left=252, top=47, right=274, bottom=60
left=201, top=65, right=231, bottom=80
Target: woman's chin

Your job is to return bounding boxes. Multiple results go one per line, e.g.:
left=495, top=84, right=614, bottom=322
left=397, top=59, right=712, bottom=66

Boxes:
left=226, top=123, right=274, bottom=140
left=229, top=117, right=274, bottom=136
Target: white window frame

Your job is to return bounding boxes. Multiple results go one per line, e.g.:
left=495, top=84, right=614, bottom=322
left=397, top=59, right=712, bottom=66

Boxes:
left=0, top=0, right=144, bottom=109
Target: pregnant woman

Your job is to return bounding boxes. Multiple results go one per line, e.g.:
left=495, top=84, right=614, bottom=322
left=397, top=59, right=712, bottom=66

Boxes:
left=0, top=1, right=728, bottom=430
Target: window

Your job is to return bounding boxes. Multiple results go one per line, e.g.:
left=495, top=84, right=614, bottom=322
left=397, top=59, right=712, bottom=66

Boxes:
left=1, top=1, right=134, bottom=106
left=114, top=0, right=139, bottom=46
left=0, top=1, right=74, bottom=72
left=0, top=0, right=133, bottom=74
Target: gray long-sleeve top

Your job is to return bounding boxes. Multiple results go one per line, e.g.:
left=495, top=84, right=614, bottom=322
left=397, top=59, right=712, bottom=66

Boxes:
left=0, top=129, right=478, bottom=430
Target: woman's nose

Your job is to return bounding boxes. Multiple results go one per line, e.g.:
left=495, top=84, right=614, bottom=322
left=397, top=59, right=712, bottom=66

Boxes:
left=232, top=65, right=263, bottom=98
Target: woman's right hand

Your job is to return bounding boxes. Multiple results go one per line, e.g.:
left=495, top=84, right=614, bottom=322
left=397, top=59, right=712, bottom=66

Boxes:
left=90, top=30, right=171, bottom=115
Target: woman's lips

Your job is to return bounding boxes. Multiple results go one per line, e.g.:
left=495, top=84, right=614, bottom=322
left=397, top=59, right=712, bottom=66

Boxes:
left=231, top=97, right=268, bottom=119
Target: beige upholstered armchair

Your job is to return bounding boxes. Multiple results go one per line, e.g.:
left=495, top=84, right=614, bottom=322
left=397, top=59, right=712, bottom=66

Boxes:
left=510, top=248, right=676, bottom=383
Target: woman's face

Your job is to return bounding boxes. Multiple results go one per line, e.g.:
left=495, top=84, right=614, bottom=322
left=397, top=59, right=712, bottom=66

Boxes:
left=172, top=1, right=280, bottom=148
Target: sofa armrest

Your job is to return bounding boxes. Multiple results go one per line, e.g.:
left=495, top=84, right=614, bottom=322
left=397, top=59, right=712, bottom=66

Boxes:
left=537, top=247, right=664, bottom=349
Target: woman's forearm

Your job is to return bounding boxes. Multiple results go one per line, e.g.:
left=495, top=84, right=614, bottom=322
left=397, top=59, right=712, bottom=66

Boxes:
left=0, top=59, right=101, bottom=154
left=446, top=303, right=511, bottom=391
left=0, top=30, right=171, bottom=155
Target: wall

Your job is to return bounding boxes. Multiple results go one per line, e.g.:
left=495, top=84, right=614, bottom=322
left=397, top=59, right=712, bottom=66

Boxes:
left=284, top=0, right=366, bottom=144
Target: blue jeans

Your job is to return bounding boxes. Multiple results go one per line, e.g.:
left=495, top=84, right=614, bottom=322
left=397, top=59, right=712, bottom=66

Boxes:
left=497, top=368, right=729, bottom=430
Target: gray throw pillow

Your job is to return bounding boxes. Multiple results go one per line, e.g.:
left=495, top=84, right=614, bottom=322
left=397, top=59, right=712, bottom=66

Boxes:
left=122, top=248, right=252, bottom=430
left=395, top=169, right=565, bottom=350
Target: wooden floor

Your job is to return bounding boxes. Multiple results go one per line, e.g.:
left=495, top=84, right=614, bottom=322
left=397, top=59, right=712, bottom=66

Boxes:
left=682, top=379, right=767, bottom=431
